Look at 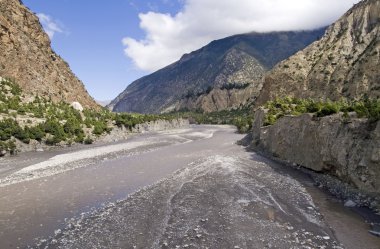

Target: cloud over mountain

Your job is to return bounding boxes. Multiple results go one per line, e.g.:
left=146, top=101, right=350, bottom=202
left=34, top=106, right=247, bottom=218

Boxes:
left=123, top=0, right=360, bottom=72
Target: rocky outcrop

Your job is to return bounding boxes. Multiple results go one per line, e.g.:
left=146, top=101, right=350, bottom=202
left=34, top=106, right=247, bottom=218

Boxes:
left=0, top=0, right=99, bottom=109
left=110, top=29, right=325, bottom=114
left=251, top=109, right=380, bottom=197
left=131, top=118, right=189, bottom=133
left=256, top=0, right=380, bottom=106
left=93, top=118, right=189, bottom=143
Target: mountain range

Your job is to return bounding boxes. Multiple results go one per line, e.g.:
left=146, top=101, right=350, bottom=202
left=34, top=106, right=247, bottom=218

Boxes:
left=109, top=29, right=326, bottom=113
left=2, top=0, right=377, bottom=116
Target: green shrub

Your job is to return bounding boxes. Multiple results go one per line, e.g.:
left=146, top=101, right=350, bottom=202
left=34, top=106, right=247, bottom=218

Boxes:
left=0, top=140, right=17, bottom=156
left=43, top=119, right=66, bottom=142
left=45, top=135, right=63, bottom=145
left=75, top=133, right=85, bottom=143
left=316, top=102, right=339, bottom=117
left=13, top=127, right=30, bottom=144
left=27, top=126, right=46, bottom=141
left=84, top=136, right=93, bottom=144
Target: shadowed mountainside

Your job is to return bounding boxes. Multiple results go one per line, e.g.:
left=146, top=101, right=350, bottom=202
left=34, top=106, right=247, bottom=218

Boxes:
left=110, top=29, right=325, bottom=113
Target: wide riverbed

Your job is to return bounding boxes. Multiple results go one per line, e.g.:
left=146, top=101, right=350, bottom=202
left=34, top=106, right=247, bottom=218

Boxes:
left=0, top=125, right=378, bottom=248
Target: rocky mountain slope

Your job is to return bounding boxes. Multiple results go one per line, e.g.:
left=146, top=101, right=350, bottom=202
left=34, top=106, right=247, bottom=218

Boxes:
left=0, top=0, right=98, bottom=109
left=256, top=0, right=380, bottom=106
left=248, top=0, right=380, bottom=211
left=110, top=29, right=325, bottom=113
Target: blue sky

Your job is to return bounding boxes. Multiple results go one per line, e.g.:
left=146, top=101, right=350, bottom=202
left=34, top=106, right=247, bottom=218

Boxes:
left=22, top=0, right=183, bottom=101
left=22, top=0, right=359, bottom=101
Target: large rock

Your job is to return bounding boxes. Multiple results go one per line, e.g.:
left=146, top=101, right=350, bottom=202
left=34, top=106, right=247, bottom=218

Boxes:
left=251, top=110, right=380, bottom=195
left=256, top=0, right=380, bottom=106
left=0, top=0, right=99, bottom=109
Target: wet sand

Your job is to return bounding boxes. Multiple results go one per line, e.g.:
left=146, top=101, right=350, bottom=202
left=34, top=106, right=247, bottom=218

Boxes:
left=0, top=125, right=378, bottom=248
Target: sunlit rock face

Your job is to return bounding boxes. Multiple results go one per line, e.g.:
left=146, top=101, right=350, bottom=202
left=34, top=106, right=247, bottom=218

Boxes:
left=0, top=0, right=99, bottom=109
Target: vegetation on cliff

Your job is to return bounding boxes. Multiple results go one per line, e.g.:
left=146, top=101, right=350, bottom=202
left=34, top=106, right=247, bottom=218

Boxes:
left=0, top=78, right=181, bottom=155
left=263, top=97, right=380, bottom=126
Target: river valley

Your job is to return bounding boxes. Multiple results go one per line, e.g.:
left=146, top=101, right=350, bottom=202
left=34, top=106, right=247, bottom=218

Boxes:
left=0, top=125, right=379, bottom=249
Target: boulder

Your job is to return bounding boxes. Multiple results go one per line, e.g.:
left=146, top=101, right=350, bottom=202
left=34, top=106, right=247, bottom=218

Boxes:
left=70, top=102, right=83, bottom=112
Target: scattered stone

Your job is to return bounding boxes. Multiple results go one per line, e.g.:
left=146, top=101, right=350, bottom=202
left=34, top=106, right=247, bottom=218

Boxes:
left=286, top=226, right=294, bottom=230
left=36, top=148, right=44, bottom=152
left=322, top=236, right=330, bottom=240
left=369, top=230, right=380, bottom=237
left=360, top=175, right=367, bottom=182
left=344, top=200, right=356, bottom=207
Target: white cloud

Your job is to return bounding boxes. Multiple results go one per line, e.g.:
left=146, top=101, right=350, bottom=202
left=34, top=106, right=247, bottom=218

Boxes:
left=123, top=0, right=360, bottom=72
left=37, top=13, right=64, bottom=39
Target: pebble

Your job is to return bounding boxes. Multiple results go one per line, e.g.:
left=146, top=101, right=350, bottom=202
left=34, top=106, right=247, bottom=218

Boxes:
left=344, top=200, right=356, bottom=207
left=322, top=236, right=330, bottom=240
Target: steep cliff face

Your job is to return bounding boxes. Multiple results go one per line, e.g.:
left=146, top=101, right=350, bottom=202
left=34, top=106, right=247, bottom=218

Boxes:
left=256, top=0, right=380, bottom=106
left=110, top=29, right=325, bottom=114
left=0, top=0, right=98, bottom=109
left=251, top=109, right=380, bottom=198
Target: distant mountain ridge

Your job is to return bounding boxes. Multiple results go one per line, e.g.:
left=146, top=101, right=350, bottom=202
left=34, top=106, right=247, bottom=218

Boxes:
left=256, top=0, right=380, bottom=106
left=110, top=29, right=326, bottom=113
left=0, top=0, right=99, bottom=109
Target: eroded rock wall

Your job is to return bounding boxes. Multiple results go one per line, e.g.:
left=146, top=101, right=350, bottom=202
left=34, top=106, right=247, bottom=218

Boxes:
left=251, top=109, right=380, bottom=195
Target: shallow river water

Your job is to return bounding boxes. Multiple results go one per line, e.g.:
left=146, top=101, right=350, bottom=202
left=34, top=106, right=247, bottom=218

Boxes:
left=0, top=125, right=378, bottom=248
